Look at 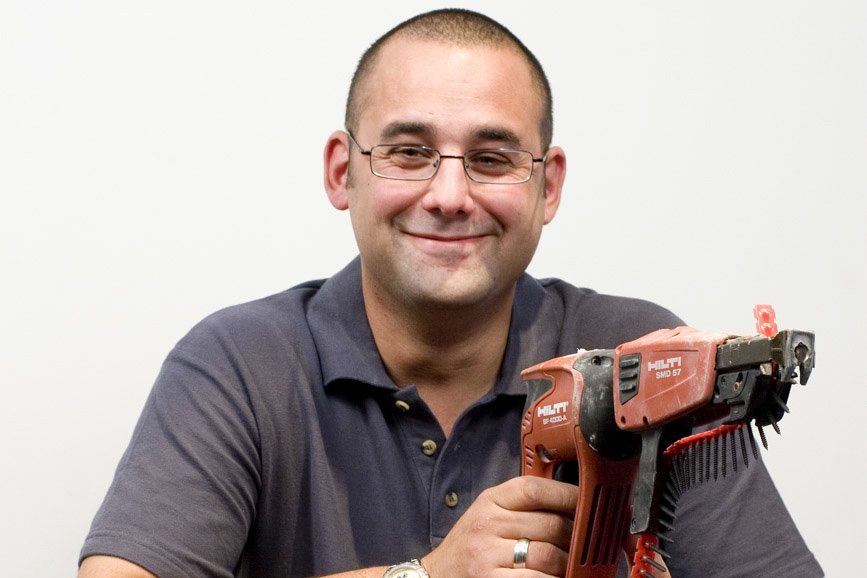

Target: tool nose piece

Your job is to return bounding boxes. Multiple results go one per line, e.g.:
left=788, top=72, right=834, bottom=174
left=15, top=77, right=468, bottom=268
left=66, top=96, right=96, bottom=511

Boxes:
left=796, top=345, right=813, bottom=384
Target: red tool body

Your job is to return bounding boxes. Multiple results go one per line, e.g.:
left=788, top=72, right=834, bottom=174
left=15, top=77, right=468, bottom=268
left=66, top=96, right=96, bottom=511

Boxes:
left=520, top=315, right=814, bottom=578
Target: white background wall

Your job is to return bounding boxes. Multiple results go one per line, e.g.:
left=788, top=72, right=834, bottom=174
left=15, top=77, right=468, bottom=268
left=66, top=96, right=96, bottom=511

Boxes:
left=1, top=1, right=864, bottom=576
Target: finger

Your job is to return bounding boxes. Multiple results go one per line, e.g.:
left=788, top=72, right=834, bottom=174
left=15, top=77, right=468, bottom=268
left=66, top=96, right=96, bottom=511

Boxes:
left=500, top=537, right=569, bottom=576
left=500, top=510, right=575, bottom=551
left=486, top=476, right=579, bottom=515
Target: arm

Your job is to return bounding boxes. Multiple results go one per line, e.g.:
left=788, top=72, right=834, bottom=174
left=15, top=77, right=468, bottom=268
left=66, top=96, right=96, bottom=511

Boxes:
left=78, top=556, right=158, bottom=578
left=79, top=556, right=391, bottom=578
left=79, top=342, right=262, bottom=577
left=81, top=476, right=579, bottom=578
left=80, top=298, right=582, bottom=578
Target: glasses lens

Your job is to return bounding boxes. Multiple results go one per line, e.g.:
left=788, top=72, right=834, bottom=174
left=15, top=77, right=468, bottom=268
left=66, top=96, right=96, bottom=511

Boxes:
left=465, top=149, right=533, bottom=183
left=370, top=145, right=439, bottom=180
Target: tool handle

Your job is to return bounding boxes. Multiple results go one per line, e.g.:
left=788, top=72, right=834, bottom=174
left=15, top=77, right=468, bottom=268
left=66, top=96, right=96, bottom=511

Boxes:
left=521, top=353, right=640, bottom=578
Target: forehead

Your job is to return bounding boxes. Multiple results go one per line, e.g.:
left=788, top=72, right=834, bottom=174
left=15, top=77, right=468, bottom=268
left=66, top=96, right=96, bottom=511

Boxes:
left=356, top=37, right=544, bottom=148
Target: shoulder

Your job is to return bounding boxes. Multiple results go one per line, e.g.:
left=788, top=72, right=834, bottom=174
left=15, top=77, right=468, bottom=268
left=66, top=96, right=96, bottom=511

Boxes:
left=170, top=278, right=329, bottom=371
left=195, top=278, right=325, bottom=334
left=525, top=275, right=685, bottom=349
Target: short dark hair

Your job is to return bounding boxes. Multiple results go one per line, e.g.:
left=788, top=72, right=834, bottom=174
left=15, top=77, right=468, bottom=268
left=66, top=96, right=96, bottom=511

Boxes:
left=345, top=9, right=553, bottom=150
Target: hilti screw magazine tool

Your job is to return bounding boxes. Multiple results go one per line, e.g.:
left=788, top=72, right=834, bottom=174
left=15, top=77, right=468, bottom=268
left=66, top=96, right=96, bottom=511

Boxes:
left=520, top=306, right=815, bottom=578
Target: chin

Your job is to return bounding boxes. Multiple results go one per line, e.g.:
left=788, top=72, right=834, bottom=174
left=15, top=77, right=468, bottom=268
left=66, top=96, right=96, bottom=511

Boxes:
left=397, top=268, right=507, bottom=311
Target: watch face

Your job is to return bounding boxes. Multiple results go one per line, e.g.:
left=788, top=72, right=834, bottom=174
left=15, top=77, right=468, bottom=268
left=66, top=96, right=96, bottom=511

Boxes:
left=385, top=562, right=426, bottom=578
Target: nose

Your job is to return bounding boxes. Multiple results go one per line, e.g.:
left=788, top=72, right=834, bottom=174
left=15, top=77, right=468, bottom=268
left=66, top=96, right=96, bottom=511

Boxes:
left=420, top=156, right=475, bottom=216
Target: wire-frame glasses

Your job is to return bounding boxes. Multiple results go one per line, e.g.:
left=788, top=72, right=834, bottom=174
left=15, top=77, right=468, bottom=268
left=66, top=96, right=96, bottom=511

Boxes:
left=347, top=132, right=546, bottom=184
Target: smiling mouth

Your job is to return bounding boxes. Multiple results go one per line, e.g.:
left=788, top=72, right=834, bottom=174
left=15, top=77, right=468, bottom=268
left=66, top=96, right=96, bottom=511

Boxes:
left=400, top=231, right=492, bottom=255
left=408, top=232, right=486, bottom=242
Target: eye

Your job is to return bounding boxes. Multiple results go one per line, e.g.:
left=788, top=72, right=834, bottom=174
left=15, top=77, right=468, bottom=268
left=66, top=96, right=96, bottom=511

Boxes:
left=373, top=146, right=435, bottom=169
left=387, top=146, right=435, bottom=159
left=467, top=150, right=522, bottom=176
left=471, top=151, right=513, bottom=166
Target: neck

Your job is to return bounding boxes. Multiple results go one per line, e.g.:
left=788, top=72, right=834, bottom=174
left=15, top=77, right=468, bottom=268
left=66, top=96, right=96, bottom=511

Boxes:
left=362, top=276, right=515, bottom=437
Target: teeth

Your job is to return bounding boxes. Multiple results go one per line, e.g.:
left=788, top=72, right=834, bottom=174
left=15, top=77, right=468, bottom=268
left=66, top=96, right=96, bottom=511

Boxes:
left=644, top=557, right=668, bottom=573
left=731, top=430, right=738, bottom=473
left=674, top=456, right=687, bottom=493
left=662, top=489, right=678, bottom=509
left=665, top=478, right=681, bottom=501
left=770, top=390, right=791, bottom=413
left=651, top=417, right=791, bottom=573
left=658, top=518, right=675, bottom=532
left=646, top=543, right=671, bottom=560
left=705, top=440, right=712, bottom=482
left=739, top=427, right=749, bottom=469
left=689, top=445, right=697, bottom=487
left=676, top=456, right=686, bottom=493
left=713, top=436, right=720, bottom=480
left=654, top=531, right=675, bottom=544
left=659, top=503, right=677, bottom=519
left=767, top=411, right=782, bottom=435
left=757, top=422, right=769, bottom=449
left=683, top=453, right=692, bottom=490
left=747, top=425, right=759, bottom=461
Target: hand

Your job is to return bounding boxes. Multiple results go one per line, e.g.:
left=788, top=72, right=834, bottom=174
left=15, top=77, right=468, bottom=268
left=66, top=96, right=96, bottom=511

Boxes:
left=422, top=476, right=579, bottom=578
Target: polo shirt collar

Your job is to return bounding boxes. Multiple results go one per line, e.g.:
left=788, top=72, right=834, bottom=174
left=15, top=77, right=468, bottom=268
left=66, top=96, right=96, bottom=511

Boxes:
left=307, top=257, right=562, bottom=397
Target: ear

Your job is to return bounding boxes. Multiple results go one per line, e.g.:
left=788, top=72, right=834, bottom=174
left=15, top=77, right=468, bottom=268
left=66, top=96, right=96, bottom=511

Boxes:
left=323, top=130, right=350, bottom=210
left=541, top=146, right=566, bottom=224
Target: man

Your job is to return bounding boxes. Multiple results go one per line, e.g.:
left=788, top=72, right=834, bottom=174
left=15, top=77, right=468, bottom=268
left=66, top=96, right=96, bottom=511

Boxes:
left=79, top=9, right=822, bottom=578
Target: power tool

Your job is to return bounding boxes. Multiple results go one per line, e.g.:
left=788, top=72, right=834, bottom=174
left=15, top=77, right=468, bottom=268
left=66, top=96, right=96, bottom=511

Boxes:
left=520, top=306, right=815, bottom=578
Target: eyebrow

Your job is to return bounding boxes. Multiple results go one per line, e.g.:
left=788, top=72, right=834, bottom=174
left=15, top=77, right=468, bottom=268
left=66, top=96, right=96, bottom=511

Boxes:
left=378, top=122, right=524, bottom=148
left=473, top=127, right=522, bottom=148
left=380, top=121, right=433, bottom=140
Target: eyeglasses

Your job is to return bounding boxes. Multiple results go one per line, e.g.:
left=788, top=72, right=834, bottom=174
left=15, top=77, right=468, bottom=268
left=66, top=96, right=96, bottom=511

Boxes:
left=347, top=132, right=546, bottom=185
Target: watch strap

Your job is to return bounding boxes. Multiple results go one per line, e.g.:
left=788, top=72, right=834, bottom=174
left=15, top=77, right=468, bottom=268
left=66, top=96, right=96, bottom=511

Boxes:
left=382, top=558, right=430, bottom=578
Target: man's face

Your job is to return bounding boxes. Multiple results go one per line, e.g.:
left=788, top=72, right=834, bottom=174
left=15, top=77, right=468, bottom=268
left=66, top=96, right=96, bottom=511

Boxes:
left=341, top=37, right=564, bottom=310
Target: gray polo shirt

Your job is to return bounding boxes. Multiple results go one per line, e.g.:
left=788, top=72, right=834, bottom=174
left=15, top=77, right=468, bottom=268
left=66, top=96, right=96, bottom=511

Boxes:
left=80, top=258, right=822, bottom=577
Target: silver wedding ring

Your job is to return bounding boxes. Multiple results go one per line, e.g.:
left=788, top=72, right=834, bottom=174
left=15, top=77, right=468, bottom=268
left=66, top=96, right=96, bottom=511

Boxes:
left=513, top=537, right=530, bottom=569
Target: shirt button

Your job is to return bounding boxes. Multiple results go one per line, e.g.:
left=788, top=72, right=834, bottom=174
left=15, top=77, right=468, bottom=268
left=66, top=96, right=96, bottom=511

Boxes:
left=421, top=440, right=437, bottom=456
left=395, top=400, right=410, bottom=412
left=444, top=492, right=459, bottom=507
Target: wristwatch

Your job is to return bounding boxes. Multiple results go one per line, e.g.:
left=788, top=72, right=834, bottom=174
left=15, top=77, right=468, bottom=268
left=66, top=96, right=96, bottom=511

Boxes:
left=382, top=559, right=430, bottom=578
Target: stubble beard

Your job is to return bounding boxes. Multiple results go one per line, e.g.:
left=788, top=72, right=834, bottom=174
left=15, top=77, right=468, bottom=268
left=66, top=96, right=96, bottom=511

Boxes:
left=349, top=159, right=547, bottom=315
